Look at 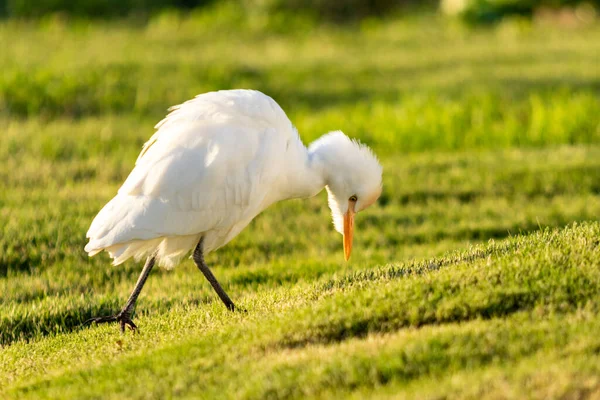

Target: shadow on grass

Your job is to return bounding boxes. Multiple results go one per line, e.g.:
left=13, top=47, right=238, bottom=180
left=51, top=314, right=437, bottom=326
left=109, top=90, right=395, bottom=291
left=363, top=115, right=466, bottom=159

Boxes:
left=278, top=290, right=535, bottom=350
left=278, top=243, right=598, bottom=349
left=0, top=219, right=584, bottom=346
left=387, top=171, right=600, bottom=208
left=3, top=49, right=599, bottom=120
left=369, top=218, right=591, bottom=247
left=316, top=238, right=518, bottom=296
left=0, top=299, right=122, bottom=346
left=0, top=291, right=217, bottom=346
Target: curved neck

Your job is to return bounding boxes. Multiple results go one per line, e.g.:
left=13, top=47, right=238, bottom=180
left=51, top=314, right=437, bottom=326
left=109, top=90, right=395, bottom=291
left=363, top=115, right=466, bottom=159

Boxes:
left=279, top=136, right=328, bottom=200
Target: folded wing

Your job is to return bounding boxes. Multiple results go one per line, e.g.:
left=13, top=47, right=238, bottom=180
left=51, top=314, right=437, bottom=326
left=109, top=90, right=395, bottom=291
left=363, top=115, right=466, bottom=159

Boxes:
left=85, top=90, right=296, bottom=266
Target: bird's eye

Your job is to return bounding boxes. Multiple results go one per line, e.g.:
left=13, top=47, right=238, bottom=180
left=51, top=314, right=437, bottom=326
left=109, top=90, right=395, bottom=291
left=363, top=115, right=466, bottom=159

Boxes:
left=349, top=195, right=358, bottom=202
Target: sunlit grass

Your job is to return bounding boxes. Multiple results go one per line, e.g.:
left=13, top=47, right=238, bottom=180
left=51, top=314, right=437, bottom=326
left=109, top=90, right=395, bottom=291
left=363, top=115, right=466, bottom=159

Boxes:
left=2, top=224, right=600, bottom=399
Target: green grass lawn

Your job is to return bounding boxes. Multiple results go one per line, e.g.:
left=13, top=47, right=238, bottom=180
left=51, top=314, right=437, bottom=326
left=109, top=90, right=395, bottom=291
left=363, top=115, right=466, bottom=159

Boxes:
left=1, top=8, right=599, bottom=399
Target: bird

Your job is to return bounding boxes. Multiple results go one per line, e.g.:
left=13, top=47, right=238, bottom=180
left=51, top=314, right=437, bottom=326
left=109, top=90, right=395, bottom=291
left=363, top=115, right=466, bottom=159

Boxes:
left=84, top=89, right=383, bottom=332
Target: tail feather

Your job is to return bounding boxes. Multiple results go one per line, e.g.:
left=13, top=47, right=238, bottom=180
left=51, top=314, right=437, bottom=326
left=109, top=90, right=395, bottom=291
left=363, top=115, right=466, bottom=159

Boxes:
left=85, top=194, right=202, bottom=268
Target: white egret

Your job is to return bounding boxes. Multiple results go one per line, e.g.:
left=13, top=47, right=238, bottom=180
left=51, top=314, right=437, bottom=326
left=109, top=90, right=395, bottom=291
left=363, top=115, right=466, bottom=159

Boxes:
left=85, top=89, right=382, bottom=331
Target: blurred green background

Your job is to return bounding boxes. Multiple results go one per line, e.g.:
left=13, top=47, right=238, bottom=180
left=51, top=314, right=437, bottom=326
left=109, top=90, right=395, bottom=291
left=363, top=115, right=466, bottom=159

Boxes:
left=1, top=1, right=600, bottom=398
left=1, top=0, right=599, bottom=23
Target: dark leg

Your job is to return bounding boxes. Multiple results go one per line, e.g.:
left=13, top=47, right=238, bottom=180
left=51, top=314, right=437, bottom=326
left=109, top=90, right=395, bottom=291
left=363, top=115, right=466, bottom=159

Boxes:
left=85, top=255, right=156, bottom=332
left=193, top=238, right=236, bottom=311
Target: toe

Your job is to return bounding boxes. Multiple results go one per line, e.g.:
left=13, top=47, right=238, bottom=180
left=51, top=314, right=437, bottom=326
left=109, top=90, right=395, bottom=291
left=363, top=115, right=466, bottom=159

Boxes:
left=126, top=321, right=138, bottom=332
left=85, top=315, right=117, bottom=325
left=117, top=315, right=137, bottom=333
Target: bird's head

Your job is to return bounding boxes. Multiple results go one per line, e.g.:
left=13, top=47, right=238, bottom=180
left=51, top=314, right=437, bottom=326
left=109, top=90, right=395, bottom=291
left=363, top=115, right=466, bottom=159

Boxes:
left=309, top=131, right=383, bottom=261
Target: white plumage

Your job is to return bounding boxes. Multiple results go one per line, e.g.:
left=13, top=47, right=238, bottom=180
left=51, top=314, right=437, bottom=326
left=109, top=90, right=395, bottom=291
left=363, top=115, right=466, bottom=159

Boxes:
left=85, top=89, right=382, bottom=268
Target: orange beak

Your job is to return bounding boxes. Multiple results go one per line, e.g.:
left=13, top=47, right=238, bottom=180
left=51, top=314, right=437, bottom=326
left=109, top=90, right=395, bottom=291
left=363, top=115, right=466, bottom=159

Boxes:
left=343, top=201, right=356, bottom=261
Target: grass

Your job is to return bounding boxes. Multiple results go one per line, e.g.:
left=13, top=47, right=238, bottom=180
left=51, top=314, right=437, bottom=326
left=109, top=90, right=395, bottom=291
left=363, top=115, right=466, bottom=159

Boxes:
left=1, top=6, right=600, bottom=399
left=2, top=224, right=600, bottom=398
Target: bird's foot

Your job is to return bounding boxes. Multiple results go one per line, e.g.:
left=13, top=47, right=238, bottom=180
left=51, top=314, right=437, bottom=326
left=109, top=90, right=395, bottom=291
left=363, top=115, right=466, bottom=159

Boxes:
left=85, top=310, right=137, bottom=333
left=225, top=302, right=248, bottom=313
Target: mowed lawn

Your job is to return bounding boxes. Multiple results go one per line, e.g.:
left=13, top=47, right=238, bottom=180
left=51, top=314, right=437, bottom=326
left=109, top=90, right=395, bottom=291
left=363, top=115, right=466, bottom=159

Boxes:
left=1, top=9, right=600, bottom=398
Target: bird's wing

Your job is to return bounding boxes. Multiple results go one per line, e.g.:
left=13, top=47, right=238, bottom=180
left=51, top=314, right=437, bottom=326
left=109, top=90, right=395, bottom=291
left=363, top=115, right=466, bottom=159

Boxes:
left=85, top=90, right=297, bottom=257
